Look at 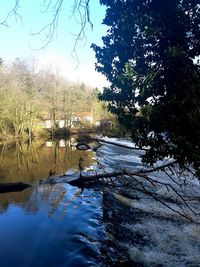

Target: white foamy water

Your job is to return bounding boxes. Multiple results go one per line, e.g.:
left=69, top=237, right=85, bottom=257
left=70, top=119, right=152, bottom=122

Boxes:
left=96, top=138, right=200, bottom=267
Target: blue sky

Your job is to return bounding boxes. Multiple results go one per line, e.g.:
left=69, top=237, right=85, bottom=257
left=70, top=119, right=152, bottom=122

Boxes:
left=0, top=0, right=108, bottom=88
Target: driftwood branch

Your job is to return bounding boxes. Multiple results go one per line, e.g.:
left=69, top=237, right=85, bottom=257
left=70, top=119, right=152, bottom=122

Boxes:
left=76, top=143, right=91, bottom=150
left=65, top=160, right=200, bottom=224
left=69, top=161, right=177, bottom=186
left=39, top=157, right=200, bottom=223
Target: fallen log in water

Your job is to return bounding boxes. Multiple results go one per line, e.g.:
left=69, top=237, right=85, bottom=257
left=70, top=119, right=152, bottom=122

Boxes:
left=0, top=182, right=31, bottom=194
left=39, top=161, right=177, bottom=187
left=68, top=171, right=127, bottom=186
left=68, top=161, right=178, bottom=187
left=67, top=161, right=200, bottom=224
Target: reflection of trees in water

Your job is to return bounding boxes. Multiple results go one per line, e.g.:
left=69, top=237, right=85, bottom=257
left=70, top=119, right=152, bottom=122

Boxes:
left=16, top=140, right=40, bottom=180
left=0, top=186, right=33, bottom=214
left=0, top=140, right=42, bottom=183
left=0, top=183, right=58, bottom=214
left=0, top=179, right=109, bottom=266
left=39, top=184, right=83, bottom=220
left=0, top=138, right=95, bottom=183
left=0, top=182, right=83, bottom=220
left=46, top=139, right=94, bottom=177
left=0, top=138, right=95, bottom=215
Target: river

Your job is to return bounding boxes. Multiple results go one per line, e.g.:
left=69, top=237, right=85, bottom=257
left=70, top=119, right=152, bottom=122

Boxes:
left=0, top=138, right=106, bottom=267
left=0, top=137, right=200, bottom=267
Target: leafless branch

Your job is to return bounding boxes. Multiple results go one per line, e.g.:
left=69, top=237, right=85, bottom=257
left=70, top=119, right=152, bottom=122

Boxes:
left=71, top=0, right=92, bottom=66
left=56, top=161, right=199, bottom=224
left=1, top=0, right=93, bottom=65
left=127, top=176, right=195, bottom=223
left=31, top=0, right=64, bottom=50
left=0, top=0, right=22, bottom=27
left=30, top=0, right=92, bottom=65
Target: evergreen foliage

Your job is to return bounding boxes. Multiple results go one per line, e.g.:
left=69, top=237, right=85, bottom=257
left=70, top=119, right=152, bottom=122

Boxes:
left=92, top=0, right=200, bottom=174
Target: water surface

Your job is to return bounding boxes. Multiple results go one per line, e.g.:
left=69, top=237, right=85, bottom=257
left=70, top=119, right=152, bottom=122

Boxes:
left=0, top=139, right=95, bottom=183
left=0, top=138, right=105, bottom=267
left=1, top=138, right=199, bottom=267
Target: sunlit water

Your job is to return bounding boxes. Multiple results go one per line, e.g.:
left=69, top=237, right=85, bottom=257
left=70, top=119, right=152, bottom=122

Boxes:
left=0, top=139, right=106, bottom=267
left=1, top=138, right=200, bottom=267
left=0, top=139, right=95, bottom=183
left=0, top=184, right=104, bottom=267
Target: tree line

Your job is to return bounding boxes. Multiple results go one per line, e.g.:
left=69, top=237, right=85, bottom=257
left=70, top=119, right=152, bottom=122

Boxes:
left=1, top=0, right=199, bottom=175
left=0, top=57, right=109, bottom=140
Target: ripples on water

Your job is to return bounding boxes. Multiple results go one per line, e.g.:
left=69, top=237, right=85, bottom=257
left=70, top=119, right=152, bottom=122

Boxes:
left=1, top=138, right=200, bottom=267
left=0, top=139, right=107, bottom=267
left=0, top=183, right=105, bottom=267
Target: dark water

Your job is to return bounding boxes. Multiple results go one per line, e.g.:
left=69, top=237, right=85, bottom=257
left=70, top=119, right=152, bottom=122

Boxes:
left=0, top=139, right=106, bottom=267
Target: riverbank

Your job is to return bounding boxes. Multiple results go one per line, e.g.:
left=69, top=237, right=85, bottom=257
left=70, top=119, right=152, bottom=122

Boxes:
left=0, top=124, right=129, bottom=144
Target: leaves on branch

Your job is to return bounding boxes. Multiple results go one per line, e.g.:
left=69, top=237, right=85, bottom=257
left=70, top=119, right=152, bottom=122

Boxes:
left=92, top=0, right=200, bottom=175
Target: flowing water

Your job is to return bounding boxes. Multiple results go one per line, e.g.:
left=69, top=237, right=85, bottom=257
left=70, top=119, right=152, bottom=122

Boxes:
left=0, top=138, right=105, bottom=267
left=0, top=138, right=200, bottom=267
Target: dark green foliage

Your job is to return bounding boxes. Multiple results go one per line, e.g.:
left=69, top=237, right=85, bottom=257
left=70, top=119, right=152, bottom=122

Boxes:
left=92, top=0, right=200, bottom=173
